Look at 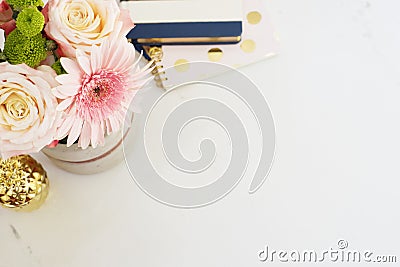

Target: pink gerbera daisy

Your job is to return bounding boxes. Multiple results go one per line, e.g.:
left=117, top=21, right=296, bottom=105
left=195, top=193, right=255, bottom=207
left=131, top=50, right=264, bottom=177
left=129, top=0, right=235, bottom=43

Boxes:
left=53, top=37, right=151, bottom=149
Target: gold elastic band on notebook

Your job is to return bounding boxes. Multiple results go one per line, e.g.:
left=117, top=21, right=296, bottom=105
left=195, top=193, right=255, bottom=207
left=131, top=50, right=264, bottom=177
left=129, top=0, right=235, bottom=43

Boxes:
left=137, top=36, right=241, bottom=44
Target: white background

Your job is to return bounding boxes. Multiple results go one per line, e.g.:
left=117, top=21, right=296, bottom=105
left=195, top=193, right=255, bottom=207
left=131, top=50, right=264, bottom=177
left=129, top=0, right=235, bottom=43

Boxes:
left=1, top=0, right=400, bottom=266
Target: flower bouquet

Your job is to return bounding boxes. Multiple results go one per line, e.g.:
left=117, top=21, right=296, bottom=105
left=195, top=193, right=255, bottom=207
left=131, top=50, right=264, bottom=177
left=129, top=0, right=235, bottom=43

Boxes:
left=0, top=0, right=151, bottom=174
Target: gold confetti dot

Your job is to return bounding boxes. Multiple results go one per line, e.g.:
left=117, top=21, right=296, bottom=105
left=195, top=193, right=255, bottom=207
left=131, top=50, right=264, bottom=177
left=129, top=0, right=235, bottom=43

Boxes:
left=247, top=11, right=262, bottom=25
left=174, top=59, right=190, bottom=72
left=240, top=39, right=256, bottom=53
left=208, top=48, right=223, bottom=62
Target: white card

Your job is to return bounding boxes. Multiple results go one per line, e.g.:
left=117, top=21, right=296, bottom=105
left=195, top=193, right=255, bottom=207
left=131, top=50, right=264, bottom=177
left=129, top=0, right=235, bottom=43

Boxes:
left=159, top=0, right=279, bottom=89
left=120, top=0, right=243, bottom=24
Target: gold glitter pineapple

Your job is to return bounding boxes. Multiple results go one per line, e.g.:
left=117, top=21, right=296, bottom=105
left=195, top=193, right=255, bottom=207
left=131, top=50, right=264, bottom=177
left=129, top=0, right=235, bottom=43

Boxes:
left=0, top=155, right=49, bottom=211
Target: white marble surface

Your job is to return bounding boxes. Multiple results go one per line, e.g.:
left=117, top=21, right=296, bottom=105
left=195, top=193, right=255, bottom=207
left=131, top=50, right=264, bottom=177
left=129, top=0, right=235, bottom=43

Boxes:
left=1, top=0, right=400, bottom=266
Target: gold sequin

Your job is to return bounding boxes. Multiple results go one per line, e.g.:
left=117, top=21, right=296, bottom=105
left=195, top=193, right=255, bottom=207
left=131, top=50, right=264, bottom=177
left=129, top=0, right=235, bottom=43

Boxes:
left=247, top=11, right=262, bottom=25
left=240, top=39, right=256, bottom=53
left=174, top=59, right=190, bottom=72
left=208, top=48, right=223, bottom=62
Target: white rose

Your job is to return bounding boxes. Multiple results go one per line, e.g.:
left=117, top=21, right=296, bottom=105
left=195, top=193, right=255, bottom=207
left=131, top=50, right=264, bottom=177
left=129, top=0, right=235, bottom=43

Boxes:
left=0, top=63, right=61, bottom=158
left=45, top=0, right=134, bottom=57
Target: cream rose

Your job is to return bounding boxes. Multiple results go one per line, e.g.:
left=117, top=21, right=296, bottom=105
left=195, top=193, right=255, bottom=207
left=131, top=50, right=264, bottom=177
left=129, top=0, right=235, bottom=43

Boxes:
left=44, top=0, right=134, bottom=57
left=0, top=63, right=61, bottom=159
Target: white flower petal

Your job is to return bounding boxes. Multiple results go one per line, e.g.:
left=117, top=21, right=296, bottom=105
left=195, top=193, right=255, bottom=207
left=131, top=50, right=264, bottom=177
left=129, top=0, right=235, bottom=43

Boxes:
left=60, top=57, right=81, bottom=74
left=90, top=122, right=100, bottom=148
left=77, top=55, right=92, bottom=75
left=56, top=74, right=81, bottom=86
left=67, top=117, right=83, bottom=147
left=57, top=97, right=74, bottom=111
left=80, top=120, right=91, bottom=149
left=57, top=115, right=75, bottom=139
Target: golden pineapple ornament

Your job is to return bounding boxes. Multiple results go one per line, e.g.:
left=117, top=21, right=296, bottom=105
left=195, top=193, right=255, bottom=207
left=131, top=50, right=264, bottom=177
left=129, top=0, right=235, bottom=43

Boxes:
left=0, top=155, right=49, bottom=211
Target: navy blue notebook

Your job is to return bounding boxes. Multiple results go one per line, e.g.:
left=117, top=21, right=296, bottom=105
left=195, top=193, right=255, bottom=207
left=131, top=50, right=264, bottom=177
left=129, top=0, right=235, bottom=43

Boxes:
left=121, top=0, right=243, bottom=49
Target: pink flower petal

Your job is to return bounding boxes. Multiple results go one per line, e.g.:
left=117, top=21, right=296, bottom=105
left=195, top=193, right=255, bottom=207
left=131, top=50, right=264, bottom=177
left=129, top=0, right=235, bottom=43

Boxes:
left=67, top=117, right=83, bottom=147
left=57, top=115, right=75, bottom=139
left=0, top=0, right=11, bottom=13
left=90, top=122, right=100, bottom=148
left=77, top=55, right=92, bottom=75
left=56, top=74, right=81, bottom=86
left=60, top=58, right=81, bottom=74
left=90, top=44, right=102, bottom=72
left=47, top=140, right=59, bottom=148
left=57, top=97, right=74, bottom=111
left=54, top=84, right=80, bottom=97
left=0, top=1, right=12, bottom=23
left=0, top=19, right=15, bottom=35
left=79, top=121, right=91, bottom=149
left=119, top=8, right=135, bottom=37
left=41, top=3, right=49, bottom=23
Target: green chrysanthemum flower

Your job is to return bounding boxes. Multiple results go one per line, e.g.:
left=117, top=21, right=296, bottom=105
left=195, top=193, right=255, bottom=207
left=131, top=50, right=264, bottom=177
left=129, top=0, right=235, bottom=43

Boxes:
left=16, top=7, right=45, bottom=37
left=51, top=60, right=67, bottom=75
left=45, top=40, right=58, bottom=52
left=4, top=29, right=47, bottom=68
left=0, top=51, right=6, bottom=62
left=6, top=0, right=43, bottom=9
